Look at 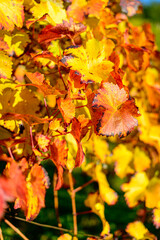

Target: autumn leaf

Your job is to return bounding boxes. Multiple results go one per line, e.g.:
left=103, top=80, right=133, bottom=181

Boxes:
left=153, top=208, right=160, bottom=228
left=0, top=0, right=24, bottom=31
left=18, top=71, right=66, bottom=97
left=95, top=164, right=118, bottom=205
left=30, top=0, right=67, bottom=25
left=57, top=97, right=75, bottom=124
left=70, top=117, right=86, bottom=167
left=0, top=113, right=50, bottom=126
left=126, top=221, right=148, bottom=239
left=50, top=138, right=68, bottom=190
left=120, top=0, right=142, bottom=17
left=24, top=164, right=49, bottom=220
left=84, top=192, right=110, bottom=235
left=0, top=51, right=12, bottom=79
left=112, top=144, right=134, bottom=178
left=61, top=38, right=114, bottom=83
left=121, top=172, right=149, bottom=207
left=133, top=147, right=150, bottom=172
left=92, top=82, right=140, bottom=137
left=124, top=44, right=149, bottom=72
left=38, top=19, right=86, bottom=43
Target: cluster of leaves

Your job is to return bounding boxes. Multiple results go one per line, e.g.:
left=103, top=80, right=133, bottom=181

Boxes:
left=0, top=0, right=160, bottom=239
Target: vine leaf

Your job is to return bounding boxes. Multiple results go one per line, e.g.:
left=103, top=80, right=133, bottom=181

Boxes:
left=0, top=52, right=12, bottom=79
left=0, top=113, right=50, bottom=126
left=38, top=19, right=86, bottom=43
left=18, top=71, right=66, bottom=97
left=120, top=0, right=142, bottom=17
left=0, top=0, right=24, bottom=31
left=121, top=172, right=149, bottom=207
left=61, top=38, right=114, bottom=83
left=57, top=97, right=75, bottom=124
left=92, top=82, right=140, bottom=137
left=126, top=221, right=148, bottom=239
left=50, top=138, right=68, bottom=190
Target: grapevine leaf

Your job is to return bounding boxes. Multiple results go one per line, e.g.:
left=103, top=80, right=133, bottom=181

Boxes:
left=61, top=38, right=114, bottom=83
left=38, top=19, right=86, bottom=43
left=0, top=0, right=24, bottom=31
left=50, top=138, right=68, bottom=190
left=92, top=82, right=140, bottom=137
left=121, top=172, right=149, bottom=207
left=120, top=0, right=142, bottom=17
left=25, top=164, right=49, bottom=220
left=126, top=221, right=148, bottom=239
left=30, top=0, right=67, bottom=25
left=0, top=51, right=12, bottom=79
left=57, top=97, right=75, bottom=124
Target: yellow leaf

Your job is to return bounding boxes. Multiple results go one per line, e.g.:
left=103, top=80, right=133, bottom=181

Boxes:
left=4, top=31, right=31, bottom=57
left=95, top=164, right=118, bottom=205
left=84, top=191, right=110, bottom=233
left=0, top=51, right=12, bottom=79
left=153, top=208, right=160, bottom=228
left=133, top=147, right=150, bottom=172
left=145, top=177, right=160, bottom=209
left=0, top=0, right=24, bottom=31
left=121, top=172, right=149, bottom=207
left=30, top=0, right=67, bottom=25
left=126, top=221, right=148, bottom=239
left=58, top=234, right=72, bottom=240
left=93, top=135, right=110, bottom=163
left=112, top=144, right=134, bottom=178
left=64, top=38, right=114, bottom=83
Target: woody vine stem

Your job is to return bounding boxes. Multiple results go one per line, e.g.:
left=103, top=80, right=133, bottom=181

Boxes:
left=68, top=171, right=78, bottom=236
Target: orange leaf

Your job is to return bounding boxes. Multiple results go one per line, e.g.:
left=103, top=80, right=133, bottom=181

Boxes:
left=57, top=97, right=75, bottom=124
left=0, top=0, right=24, bottom=31
left=124, top=44, right=149, bottom=72
left=71, top=118, right=85, bottom=167
left=120, top=0, right=142, bottom=17
left=1, top=113, right=50, bottom=126
left=25, top=164, right=49, bottom=220
left=50, top=139, right=68, bottom=190
left=92, top=82, right=140, bottom=137
left=38, top=19, right=86, bottom=43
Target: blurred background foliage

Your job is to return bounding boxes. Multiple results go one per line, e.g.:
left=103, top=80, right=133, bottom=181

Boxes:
left=130, top=2, right=160, bottom=49
left=1, top=1, right=160, bottom=240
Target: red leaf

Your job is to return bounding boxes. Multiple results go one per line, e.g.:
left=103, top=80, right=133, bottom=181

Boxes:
left=92, top=82, right=140, bottom=137
left=38, top=19, right=86, bottom=43
left=71, top=118, right=85, bottom=167
left=50, top=139, right=68, bottom=190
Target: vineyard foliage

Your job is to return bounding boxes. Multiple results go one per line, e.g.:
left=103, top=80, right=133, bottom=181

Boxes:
left=0, top=0, right=160, bottom=239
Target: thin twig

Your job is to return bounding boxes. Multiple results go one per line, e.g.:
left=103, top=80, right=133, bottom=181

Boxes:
left=58, top=65, right=67, bottom=90
left=29, top=126, right=34, bottom=149
left=0, top=227, right=4, bottom=240
left=74, top=179, right=94, bottom=193
left=68, top=171, right=77, bottom=236
left=76, top=210, right=92, bottom=216
left=7, top=147, right=14, bottom=159
left=44, top=97, right=50, bottom=118
left=53, top=110, right=60, bottom=119
left=53, top=172, right=63, bottom=232
left=9, top=216, right=101, bottom=239
left=4, top=219, right=29, bottom=240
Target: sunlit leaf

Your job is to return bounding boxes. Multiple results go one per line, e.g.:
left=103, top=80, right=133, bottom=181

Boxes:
left=61, top=38, right=114, bottom=83
left=121, top=172, right=149, bottom=207
left=126, top=221, right=148, bottom=239
left=0, top=51, right=12, bottom=79
left=0, top=0, right=24, bottom=31
left=92, top=82, right=140, bottom=137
